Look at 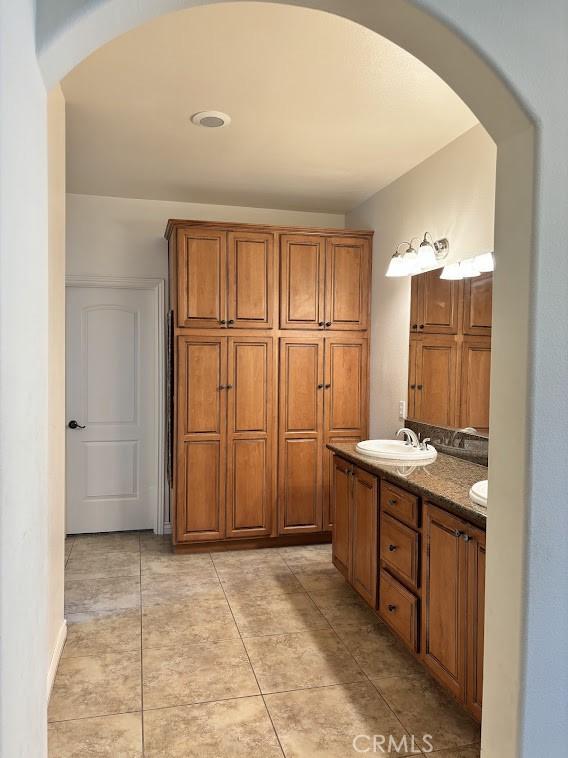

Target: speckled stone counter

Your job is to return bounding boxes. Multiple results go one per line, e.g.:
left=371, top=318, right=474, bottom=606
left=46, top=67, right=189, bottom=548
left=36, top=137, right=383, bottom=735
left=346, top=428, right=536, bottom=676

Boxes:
left=327, top=442, right=488, bottom=528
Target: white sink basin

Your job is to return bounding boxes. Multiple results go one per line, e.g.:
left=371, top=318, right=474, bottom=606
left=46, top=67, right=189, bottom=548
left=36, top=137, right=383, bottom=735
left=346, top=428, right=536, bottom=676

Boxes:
left=469, top=479, right=488, bottom=507
left=356, top=439, right=437, bottom=463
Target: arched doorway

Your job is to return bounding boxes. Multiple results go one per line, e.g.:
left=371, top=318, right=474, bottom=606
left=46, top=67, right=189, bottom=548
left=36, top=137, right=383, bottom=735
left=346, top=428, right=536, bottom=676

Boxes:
left=36, top=2, right=544, bottom=757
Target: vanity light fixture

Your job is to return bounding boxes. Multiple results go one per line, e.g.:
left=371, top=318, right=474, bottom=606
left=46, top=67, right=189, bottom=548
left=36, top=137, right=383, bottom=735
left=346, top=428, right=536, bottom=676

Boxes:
left=440, top=252, right=493, bottom=280
left=475, top=252, right=495, bottom=272
left=385, top=234, right=449, bottom=278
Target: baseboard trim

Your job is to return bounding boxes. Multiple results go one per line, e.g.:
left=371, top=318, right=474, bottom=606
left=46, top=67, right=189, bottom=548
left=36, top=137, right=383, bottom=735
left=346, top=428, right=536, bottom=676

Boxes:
left=173, top=532, right=332, bottom=554
left=47, top=619, right=67, bottom=701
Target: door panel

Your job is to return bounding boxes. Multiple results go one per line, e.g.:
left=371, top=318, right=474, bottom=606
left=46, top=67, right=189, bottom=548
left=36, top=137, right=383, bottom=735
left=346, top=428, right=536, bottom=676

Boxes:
left=419, top=270, right=460, bottom=334
left=331, top=456, right=351, bottom=577
left=350, top=467, right=378, bottom=607
left=463, top=273, right=492, bottom=336
left=280, top=338, right=324, bottom=434
left=228, top=231, right=274, bottom=328
left=176, top=336, right=226, bottom=542
left=323, top=436, right=361, bottom=530
left=467, top=527, right=486, bottom=721
left=325, top=237, right=371, bottom=330
left=324, top=336, right=368, bottom=436
left=226, top=337, right=274, bottom=538
left=66, top=287, right=157, bottom=533
left=414, top=336, right=458, bottom=427
left=422, top=503, right=467, bottom=700
left=280, top=235, right=325, bottom=329
left=408, top=336, right=419, bottom=418
left=459, top=337, right=491, bottom=432
left=279, top=438, right=322, bottom=532
left=177, top=229, right=226, bottom=328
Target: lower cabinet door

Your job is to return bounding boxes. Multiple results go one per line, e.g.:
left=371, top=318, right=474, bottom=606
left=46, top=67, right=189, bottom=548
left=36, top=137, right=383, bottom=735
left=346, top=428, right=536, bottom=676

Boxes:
left=331, top=456, right=352, bottom=577
left=422, top=503, right=468, bottom=700
left=323, top=437, right=361, bottom=530
left=466, top=526, right=486, bottom=721
left=350, top=466, right=378, bottom=607
left=177, top=439, right=226, bottom=542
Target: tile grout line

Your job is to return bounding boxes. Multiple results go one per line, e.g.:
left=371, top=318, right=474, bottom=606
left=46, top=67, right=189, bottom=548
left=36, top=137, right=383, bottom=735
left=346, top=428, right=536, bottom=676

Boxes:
left=211, top=552, right=287, bottom=758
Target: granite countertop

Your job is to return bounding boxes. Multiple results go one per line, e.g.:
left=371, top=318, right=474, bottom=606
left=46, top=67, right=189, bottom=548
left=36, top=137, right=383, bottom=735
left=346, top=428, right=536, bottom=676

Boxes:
left=327, top=442, right=488, bottom=528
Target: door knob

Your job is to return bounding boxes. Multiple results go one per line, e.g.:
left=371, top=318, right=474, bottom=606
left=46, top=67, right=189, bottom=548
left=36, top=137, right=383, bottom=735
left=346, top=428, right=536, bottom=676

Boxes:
left=68, top=420, right=85, bottom=429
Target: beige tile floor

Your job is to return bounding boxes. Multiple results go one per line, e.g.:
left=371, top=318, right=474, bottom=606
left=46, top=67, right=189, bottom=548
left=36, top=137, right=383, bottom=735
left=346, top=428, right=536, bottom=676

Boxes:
left=49, top=532, right=481, bottom=757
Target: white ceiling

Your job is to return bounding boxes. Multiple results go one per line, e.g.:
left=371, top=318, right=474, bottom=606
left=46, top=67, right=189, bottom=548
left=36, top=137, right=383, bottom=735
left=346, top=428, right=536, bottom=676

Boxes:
left=62, top=2, right=478, bottom=213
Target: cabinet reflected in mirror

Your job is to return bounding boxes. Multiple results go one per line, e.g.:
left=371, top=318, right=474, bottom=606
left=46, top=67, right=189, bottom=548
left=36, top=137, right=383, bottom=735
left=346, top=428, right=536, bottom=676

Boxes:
left=407, top=269, right=492, bottom=435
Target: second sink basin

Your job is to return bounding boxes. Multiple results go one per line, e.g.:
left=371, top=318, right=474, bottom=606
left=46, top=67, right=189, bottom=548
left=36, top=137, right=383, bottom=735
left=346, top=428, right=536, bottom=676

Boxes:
left=356, top=439, right=437, bottom=463
left=469, top=479, right=488, bottom=507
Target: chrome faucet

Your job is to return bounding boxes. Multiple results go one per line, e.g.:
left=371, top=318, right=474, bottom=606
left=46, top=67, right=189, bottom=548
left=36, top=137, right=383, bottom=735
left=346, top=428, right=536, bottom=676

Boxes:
left=419, top=437, right=431, bottom=451
left=396, top=427, right=420, bottom=448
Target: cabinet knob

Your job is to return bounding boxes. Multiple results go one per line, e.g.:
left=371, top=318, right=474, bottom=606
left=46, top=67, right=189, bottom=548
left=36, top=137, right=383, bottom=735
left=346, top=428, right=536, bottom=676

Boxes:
left=226, top=384, right=233, bottom=390
left=454, top=530, right=471, bottom=541
left=325, top=321, right=332, bottom=327
left=324, top=383, right=331, bottom=389
left=419, top=324, right=425, bottom=329
left=411, top=324, right=418, bottom=330
left=388, top=544, right=397, bottom=552
left=219, top=320, right=226, bottom=325
left=318, top=321, right=325, bottom=328
left=410, top=384, right=416, bottom=390
left=218, top=385, right=226, bottom=390
left=387, top=604, right=396, bottom=612
left=387, top=498, right=398, bottom=506
left=227, top=319, right=234, bottom=326
left=317, top=384, right=324, bottom=389
left=417, top=384, right=423, bottom=390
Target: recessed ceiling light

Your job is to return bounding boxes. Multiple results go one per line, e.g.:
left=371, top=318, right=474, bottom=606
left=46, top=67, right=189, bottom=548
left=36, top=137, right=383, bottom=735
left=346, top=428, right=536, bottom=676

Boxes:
left=191, top=110, right=231, bottom=128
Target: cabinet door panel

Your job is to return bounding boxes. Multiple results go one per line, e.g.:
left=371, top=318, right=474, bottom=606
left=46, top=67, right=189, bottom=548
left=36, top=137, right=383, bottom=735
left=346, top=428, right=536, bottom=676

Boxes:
left=280, top=235, right=325, bottom=329
left=459, top=337, right=491, bottom=432
left=226, top=337, right=274, bottom=538
left=177, top=229, right=226, bottom=328
left=324, top=336, right=368, bottom=436
left=331, top=456, right=351, bottom=577
left=176, top=336, right=226, bottom=542
left=228, top=231, right=274, bottom=328
left=279, top=438, right=322, bottom=532
left=323, top=436, right=361, bottom=530
left=280, top=338, right=324, bottom=434
left=408, top=336, right=419, bottom=418
left=419, top=270, right=460, bottom=334
left=422, top=503, right=467, bottom=700
left=350, top=466, right=378, bottom=607
left=467, top=527, right=486, bottom=721
left=463, top=273, right=492, bottom=336
left=325, top=237, right=371, bottom=330
left=414, top=336, right=458, bottom=427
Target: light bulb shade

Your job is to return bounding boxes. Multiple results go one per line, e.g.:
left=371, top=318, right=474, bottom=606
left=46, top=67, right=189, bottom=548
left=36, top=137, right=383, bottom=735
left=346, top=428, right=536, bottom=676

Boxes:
left=416, top=241, right=437, bottom=270
left=385, top=255, right=408, bottom=277
left=475, top=252, right=495, bottom=272
left=403, top=250, right=421, bottom=276
left=440, top=263, right=463, bottom=280
left=460, top=258, right=481, bottom=278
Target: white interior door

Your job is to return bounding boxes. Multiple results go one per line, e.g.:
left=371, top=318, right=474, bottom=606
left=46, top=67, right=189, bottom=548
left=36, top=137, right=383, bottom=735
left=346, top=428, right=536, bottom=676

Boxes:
left=66, top=285, right=158, bottom=533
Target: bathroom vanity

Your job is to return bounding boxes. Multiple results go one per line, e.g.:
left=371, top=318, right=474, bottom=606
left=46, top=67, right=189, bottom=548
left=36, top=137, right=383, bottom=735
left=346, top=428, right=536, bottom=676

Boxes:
left=328, top=442, right=487, bottom=722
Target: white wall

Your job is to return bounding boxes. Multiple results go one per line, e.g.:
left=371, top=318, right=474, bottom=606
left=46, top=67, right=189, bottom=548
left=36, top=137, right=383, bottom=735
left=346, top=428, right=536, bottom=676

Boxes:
left=0, top=2, right=49, bottom=755
left=347, top=124, right=496, bottom=437
left=47, top=85, right=67, bottom=696
left=66, top=193, right=344, bottom=279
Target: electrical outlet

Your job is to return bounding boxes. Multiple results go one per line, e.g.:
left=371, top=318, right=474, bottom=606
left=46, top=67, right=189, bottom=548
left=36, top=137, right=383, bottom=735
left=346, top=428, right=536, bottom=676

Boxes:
left=399, top=400, right=406, bottom=419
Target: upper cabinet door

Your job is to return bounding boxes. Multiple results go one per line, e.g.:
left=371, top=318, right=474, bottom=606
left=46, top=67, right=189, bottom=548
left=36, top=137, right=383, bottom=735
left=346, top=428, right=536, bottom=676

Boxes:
left=227, top=231, right=275, bottom=329
left=419, top=269, right=460, bottom=334
left=459, top=336, right=491, bottom=432
left=463, top=273, right=493, bottom=336
left=325, top=237, right=371, bottom=330
left=324, top=336, right=368, bottom=437
left=414, top=335, right=458, bottom=427
left=177, top=229, right=227, bottom=328
left=280, top=234, right=325, bottom=330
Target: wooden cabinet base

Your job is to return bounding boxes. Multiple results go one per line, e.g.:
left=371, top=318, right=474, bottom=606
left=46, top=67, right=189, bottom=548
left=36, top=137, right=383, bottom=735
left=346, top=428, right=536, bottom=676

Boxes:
left=173, top=532, right=331, bottom=554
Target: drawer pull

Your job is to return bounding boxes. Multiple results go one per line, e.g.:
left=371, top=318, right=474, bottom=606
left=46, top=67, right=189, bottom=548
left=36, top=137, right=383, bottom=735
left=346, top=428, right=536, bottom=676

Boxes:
left=387, top=604, right=397, bottom=612
left=388, top=498, right=398, bottom=506
left=388, top=544, right=397, bottom=552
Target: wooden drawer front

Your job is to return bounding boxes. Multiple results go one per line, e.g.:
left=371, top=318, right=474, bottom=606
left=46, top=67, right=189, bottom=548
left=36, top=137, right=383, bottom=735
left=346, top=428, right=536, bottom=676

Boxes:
left=381, top=480, right=419, bottom=527
left=379, top=570, right=418, bottom=652
left=380, top=513, right=419, bottom=588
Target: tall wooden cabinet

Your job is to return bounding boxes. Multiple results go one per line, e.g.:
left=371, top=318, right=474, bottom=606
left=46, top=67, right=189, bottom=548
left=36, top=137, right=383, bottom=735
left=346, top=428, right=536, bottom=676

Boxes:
left=166, top=220, right=372, bottom=550
left=408, top=269, right=492, bottom=431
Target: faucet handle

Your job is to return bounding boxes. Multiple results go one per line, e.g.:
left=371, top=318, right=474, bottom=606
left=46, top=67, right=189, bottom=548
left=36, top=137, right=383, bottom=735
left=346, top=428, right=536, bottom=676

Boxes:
left=420, top=437, right=431, bottom=451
